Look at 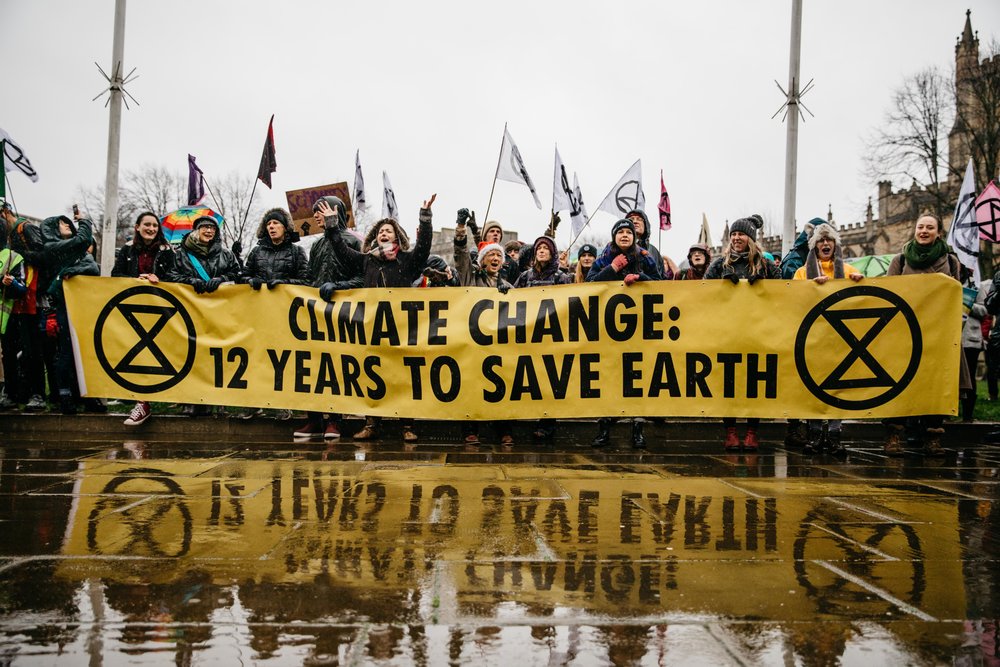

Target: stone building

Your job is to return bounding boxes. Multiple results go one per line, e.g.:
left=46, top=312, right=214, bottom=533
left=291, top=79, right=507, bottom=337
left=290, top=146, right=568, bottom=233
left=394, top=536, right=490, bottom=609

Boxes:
left=428, top=227, right=519, bottom=260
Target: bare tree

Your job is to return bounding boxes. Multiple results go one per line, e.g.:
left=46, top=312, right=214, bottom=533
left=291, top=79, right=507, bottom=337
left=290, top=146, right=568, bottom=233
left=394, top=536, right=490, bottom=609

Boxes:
left=954, top=40, right=1000, bottom=190
left=121, top=164, right=185, bottom=218
left=863, top=67, right=953, bottom=217
left=209, top=171, right=264, bottom=253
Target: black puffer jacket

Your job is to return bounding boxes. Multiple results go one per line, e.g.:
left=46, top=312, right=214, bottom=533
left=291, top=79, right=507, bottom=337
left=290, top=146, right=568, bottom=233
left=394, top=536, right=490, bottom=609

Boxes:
left=513, top=257, right=573, bottom=288
left=168, top=232, right=241, bottom=284
left=244, top=208, right=310, bottom=285
left=625, top=209, right=665, bottom=279
left=332, top=211, right=433, bottom=288
left=40, top=216, right=100, bottom=299
left=111, top=240, right=174, bottom=279
left=704, top=252, right=780, bottom=281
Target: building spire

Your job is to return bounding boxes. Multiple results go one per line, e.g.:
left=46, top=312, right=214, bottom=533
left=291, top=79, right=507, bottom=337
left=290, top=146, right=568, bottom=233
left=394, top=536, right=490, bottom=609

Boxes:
left=961, top=9, right=974, bottom=45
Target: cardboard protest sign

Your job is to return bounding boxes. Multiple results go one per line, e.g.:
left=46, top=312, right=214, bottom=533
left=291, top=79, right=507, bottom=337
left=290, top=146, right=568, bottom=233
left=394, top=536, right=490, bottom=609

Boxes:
left=285, top=181, right=354, bottom=236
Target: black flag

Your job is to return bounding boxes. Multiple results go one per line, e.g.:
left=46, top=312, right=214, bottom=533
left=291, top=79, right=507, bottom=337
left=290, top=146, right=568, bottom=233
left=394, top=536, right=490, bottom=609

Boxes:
left=256, top=115, right=276, bottom=189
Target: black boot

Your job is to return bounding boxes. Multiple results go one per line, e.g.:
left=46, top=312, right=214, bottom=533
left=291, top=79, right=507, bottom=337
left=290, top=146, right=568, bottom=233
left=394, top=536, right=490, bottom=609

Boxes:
left=631, top=420, right=646, bottom=450
left=803, top=423, right=824, bottom=455
left=827, top=430, right=846, bottom=457
left=592, top=418, right=611, bottom=448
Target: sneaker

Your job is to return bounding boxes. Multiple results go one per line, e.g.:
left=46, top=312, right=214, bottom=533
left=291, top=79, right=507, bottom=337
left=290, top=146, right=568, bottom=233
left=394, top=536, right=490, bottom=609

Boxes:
left=883, top=426, right=905, bottom=456
left=25, top=395, right=46, bottom=412
left=402, top=428, right=418, bottom=443
left=743, top=428, right=759, bottom=452
left=724, top=427, right=740, bottom=451
left=274, top=409, right=293, bottom=421
left=464, top=434, right=480, bottom=446
left=500, top=435, right=514, bottom=446
left=324, top=422, right=341, bottom=439
left=0, top=394, right=17, bottom=410
left=826, top=431, right=846, bottom=457
left=292, top=419, right=324, bottom=438
left=123, top=401, right=152, bottom=427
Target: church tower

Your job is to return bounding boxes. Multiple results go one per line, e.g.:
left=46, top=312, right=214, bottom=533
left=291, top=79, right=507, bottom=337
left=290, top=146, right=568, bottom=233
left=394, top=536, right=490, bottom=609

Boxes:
left=948, top=10, right=980, bottom=177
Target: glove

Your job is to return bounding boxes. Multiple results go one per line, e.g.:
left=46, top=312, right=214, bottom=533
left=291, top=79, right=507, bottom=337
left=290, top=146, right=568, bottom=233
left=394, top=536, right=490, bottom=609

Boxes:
left=231, top=240, right=243, bottom=257
left=727, top=274, right=740, bottom=285
left=267, top=280, right=282, bottom=290
left=611, top=254, right=629, bottom=272
left=205, top=277, right=224, bottom=293
left=324, top=214, right=340, bottom=230
left=623, top=273, right=640, bottom=286
left=319, top=282, right=336, bottom=302
left=747, top=274, right=760, bottom=285
left=497, top=282, right=510, bottom=295
left=456, top=208, right=471, bottom=227
left=546, top=211, right=561, bottom=238
left=192, top=280, right=208, bottom=294
left=467, top=211, right=480, bottom=235
left=248, top=278, right=264, bottom=291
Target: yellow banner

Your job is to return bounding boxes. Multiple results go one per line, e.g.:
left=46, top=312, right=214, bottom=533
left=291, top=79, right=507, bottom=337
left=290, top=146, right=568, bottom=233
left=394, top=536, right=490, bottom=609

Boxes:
left=58, top=459, right=965, bottom=620
left=65, top=274, right=961, bottom=419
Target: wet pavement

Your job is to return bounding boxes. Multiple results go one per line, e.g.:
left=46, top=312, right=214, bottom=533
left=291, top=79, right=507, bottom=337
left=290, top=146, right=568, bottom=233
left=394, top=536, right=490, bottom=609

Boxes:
left=1, top=419, right=999, bottom=665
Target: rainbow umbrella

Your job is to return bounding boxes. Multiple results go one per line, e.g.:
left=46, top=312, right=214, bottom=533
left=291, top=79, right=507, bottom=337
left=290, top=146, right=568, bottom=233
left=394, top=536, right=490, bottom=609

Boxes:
left=161, top=206, right=225, bottom=244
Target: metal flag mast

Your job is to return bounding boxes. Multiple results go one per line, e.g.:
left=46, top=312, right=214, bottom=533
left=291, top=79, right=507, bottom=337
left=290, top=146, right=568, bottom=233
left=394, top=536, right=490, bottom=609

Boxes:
left=94, top=0, right=139, bottom=275
left=773, top=0, right=814, bottom=257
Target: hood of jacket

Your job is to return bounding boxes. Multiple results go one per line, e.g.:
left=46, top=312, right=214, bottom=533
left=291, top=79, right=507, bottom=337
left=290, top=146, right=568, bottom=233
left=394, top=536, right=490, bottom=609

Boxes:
left=255, top=207, right=299, bottom=244
left=41, top=215, right=76, bottom=244
left=625, top=209, right=651, bottom=242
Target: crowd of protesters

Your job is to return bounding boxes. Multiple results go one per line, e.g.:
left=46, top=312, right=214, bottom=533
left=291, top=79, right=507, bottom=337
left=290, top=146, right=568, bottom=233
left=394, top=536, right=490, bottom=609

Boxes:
left=0, top=195, right=986, bottom=458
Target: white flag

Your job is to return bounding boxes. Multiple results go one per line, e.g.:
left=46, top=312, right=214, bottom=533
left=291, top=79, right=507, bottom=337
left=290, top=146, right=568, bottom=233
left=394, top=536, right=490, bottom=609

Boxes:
left=382, top=171, right=399, bottom=222
left=0, top=128, right=39, bottom=183
left=952, top=158, right=980, bottom=283
left=354, top=150, right=367, bottom=214
left=596, top=159, right=644, bottom=218
left=571, top=172, right=589, bottom=239
left=496, top=127, right=542, bottom=209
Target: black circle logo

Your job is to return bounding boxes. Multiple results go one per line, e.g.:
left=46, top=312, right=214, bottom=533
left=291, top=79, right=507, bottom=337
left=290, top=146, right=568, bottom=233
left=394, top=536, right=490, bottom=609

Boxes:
left=94, top=285, right=197, bottom=394
left=615, top=180, right=642, bottom=214
left=794, top=285, right=921, bottom=410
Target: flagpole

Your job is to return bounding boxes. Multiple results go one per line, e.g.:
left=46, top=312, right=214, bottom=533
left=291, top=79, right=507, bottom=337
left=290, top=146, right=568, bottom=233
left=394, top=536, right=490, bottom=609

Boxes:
left=566, top=209, right=600, bottom=252
left=241, top=178, right=259, bottom=235
left=483, top=122, right=507, bottom=222
left=200, top=175, right=226, bottom=223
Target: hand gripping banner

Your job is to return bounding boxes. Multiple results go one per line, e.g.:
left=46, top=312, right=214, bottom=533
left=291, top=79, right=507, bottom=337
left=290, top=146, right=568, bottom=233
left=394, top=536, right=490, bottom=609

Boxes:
left=65, top=275, right=961, bottom=419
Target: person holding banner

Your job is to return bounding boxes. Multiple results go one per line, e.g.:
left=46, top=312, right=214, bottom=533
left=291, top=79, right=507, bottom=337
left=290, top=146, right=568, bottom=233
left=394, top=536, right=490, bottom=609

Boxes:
left=295, top=196, right=363, bottom=440
left=243, top=208, right=310, bottom=290
left=41, top=210, right=101, bottom=415
left=112, top=211, right=175, bottom=427
left=884, top=213, right=967, bottom=457
left=587, top=218, right=660, bottom=449
left=705, top=215, right=779, bottom=451
left=677, top=243, right=711, bottom=280
left=625, top=209, right=667, bottom=279
left=321, top=195, right=436, bottom=442
left=791, top=219, right=863, bottom=456
left=167, top=215, right=240, bottom=417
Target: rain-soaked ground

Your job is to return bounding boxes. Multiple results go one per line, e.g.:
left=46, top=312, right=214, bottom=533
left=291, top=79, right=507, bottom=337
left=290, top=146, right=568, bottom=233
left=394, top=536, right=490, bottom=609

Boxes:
left=1, top=416, right=999, bottom=665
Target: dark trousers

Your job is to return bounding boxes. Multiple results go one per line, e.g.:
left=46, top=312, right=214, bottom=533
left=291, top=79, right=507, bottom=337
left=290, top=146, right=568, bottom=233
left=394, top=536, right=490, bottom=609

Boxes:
left=54, top=305, right=78, bottom=399
left=987, top=336, right=1000, bottom=399
left=963, top=347, right=982, bottom=421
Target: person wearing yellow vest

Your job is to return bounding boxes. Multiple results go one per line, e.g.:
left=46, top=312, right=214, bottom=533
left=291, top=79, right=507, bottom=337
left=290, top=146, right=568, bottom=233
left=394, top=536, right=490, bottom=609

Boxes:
left=791, top=219, right=863, bottom=456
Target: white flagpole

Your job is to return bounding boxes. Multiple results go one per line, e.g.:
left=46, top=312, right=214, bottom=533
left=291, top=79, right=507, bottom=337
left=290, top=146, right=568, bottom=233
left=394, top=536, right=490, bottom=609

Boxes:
left=483, top=122, right=507, bottom=222
left=99, top=0, right=127, bottom=276
left=780, top=0, right=803, bottom=256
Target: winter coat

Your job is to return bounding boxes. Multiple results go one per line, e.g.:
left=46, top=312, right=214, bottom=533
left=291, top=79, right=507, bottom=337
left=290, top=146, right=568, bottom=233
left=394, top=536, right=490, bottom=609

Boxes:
left=625, top=209, right=666, bottom=279
left=962, top=279, right=990, bottom=350
left=111, top=240, right=174, bottom=279
left=586, top=243, right=659, bottom=283
left=167, top=232, right=241, bottom=285
left=244, top=237, right=310, bottom=285
left=780, top=229, right=810, bottom=279
left=704, top=252, right=780, bottom=281
left=514, top=255, right=574, bottom=288
left=308, top=226, right=364, bottom=290
left=40, top=216, right=100, bottom=300
left=332, top=211, right=433, bottom=288
left=454, top=234, right=511, bottom=289
left=888, top=247, right=970, bottom=390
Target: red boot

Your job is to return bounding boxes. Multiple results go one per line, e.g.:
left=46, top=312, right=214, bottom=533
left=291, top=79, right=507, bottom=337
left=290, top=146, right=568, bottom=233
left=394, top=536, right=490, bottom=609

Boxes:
left=743, top=428, right=759, bottom=451
left=724, top=427, right=740, bottom=451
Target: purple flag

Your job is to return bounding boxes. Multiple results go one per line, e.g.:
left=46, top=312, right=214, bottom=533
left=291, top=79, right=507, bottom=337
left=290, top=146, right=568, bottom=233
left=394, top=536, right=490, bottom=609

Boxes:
left=187, top=154, right=205, bottom=206
left=257, top=115, right=277, bottom=189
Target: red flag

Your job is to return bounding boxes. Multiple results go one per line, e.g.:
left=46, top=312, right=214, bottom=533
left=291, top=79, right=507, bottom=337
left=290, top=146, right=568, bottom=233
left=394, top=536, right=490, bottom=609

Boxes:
left=256, top=115, right=276, bottom=189
left=976, top=180, right=1000, bottom=242
left=658, top=169, right=671, bottom=231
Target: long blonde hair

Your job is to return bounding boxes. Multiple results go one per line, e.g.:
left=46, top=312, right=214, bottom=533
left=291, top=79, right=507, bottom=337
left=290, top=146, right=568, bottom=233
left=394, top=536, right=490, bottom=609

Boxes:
left=723, top=236, right=764, bottom=276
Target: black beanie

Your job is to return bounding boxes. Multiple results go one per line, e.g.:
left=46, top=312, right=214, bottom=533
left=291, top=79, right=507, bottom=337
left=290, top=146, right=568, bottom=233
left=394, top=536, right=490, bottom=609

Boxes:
left=730, top=214, right=764, bottom=241
left=611, top=218, right=635, bottom=239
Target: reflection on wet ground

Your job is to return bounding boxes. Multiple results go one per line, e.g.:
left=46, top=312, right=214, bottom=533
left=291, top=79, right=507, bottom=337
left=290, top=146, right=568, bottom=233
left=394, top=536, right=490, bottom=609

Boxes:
left=1, top=429, right=999, bottom=665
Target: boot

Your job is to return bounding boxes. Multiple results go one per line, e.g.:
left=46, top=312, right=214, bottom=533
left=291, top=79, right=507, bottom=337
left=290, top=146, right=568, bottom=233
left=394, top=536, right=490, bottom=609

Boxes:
left=803, top=423, right=824, bottom=455
left=723, top=426, right=740, bottom=451
left=784, top=420, right=808, bottom=449
left=923, top=428, right=946, bottom=457
left=631, top=420, right=646, bottom=450
left=883, top=424, right=905, bottom=456
left=826, top=430, right=846, bottom=457
left=743, top=427, right=759, bottom=451
left=592, top=418, right=611, bottom=448
left=353, top=417, right=379, bottom=440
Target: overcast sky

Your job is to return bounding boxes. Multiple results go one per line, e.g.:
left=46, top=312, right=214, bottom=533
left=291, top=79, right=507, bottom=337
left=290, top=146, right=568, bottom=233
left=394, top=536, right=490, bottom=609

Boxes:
left=4, top=1, right=999, bottom=260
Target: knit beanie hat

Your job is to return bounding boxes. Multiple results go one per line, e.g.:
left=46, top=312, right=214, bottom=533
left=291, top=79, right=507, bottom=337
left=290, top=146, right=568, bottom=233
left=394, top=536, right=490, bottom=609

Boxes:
left=482, top=220, right=503, bottom=242
left=578, top=243, right=598, bottom=258
left=611, top=218, right=635, bottom=239
left=533, top=235, right=557, bottom=258
left=478, top=242, right=505, bottom=267
left=193, top=216, right=219, bottom=230
left=730, top=214, right=764, bottom=241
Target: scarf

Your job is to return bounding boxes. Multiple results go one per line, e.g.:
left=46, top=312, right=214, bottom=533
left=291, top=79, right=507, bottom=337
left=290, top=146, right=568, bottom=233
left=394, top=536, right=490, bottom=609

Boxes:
left=902, top=238, right=948, bottom=269
left=368, top=242, right=400, bottom=262
left=805, top=250, right=844, bottom=279
left=136, top=241, right=158, bottom=275
left=183, top=233, right=211, bottom=258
